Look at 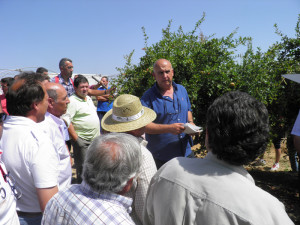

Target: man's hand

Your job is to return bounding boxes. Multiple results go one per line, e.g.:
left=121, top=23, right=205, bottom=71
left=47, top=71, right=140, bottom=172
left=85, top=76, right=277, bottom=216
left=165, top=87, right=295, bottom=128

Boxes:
left=168, top=123, right=185, bottom=135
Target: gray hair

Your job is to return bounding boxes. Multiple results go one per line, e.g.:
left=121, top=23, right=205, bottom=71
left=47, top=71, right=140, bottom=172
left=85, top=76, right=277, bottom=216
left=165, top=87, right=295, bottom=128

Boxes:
left=47, top=89, right=58, bottom=101
left=59, top=58, right=72, bottom=68
left=82, top=133, right=142, bottom=193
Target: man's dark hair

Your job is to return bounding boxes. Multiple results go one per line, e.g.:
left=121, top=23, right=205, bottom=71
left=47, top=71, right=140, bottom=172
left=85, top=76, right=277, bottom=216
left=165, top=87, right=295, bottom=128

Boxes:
left=36, top=67, right=48, bottom=74
left=59, top=58, right=72, bottom=68
left=6, top=72, right=45, bottom=116
left=74, top=74, right=88, bottom=88
left=1, top=77, right=14, bottom=87
left=101, top=76, right=108, bottom=81
left=206, top=91, right=269, bottom=166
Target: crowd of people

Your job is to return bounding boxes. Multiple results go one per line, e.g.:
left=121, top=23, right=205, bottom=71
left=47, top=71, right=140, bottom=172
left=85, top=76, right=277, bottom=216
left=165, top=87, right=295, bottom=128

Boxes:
left=0, top=58, right=296, bottom=224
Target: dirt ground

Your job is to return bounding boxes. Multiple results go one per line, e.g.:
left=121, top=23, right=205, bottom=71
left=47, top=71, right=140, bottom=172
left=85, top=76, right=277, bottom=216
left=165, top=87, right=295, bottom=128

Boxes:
left=247, top=148, right=299, bottom=224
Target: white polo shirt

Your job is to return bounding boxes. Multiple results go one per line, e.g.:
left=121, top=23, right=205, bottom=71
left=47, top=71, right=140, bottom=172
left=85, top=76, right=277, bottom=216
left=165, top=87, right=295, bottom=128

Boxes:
left=1, top=116, right=59, bottom=212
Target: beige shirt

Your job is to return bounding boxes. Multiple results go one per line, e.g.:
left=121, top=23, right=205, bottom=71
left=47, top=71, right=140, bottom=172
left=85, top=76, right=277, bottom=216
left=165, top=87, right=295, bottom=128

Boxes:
left=144, top=153, right=294, bottom=225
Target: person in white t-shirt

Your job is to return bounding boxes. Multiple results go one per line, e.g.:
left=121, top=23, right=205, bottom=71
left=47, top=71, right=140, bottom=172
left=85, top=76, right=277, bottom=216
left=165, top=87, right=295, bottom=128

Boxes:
left=38, top=82, right=72, bottom=190
left=0, top=103, right=20, bottom=225
left=1, top=72, right=59, bottom=225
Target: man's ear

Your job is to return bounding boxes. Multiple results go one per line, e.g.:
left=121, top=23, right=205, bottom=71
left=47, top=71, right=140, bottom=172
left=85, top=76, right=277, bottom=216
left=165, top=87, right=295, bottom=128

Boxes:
left=118, top=177, right=134, bottom=195
left=31, top=101, right=39, bottom=111
left=152, top=72, right=155, bottom=79
left=48, top=97, right=55, bottom=109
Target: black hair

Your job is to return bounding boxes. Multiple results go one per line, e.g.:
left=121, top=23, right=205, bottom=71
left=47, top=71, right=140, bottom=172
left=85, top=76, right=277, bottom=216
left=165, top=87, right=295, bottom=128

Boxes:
left=59, top=58, right=72, bottom=68
left=6, top=72, right=45, bottom=116
left=36, top=67, right=48, bottom=74
left=206, top=91, right=269, bottom=166
left=1, top=77, right=14, bottom=87
left=74, top=74, right=88, bottom=88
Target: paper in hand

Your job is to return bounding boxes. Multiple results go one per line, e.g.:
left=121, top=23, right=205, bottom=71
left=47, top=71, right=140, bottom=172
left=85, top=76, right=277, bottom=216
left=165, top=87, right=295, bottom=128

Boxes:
left=183, top=123, right=203, bottom=134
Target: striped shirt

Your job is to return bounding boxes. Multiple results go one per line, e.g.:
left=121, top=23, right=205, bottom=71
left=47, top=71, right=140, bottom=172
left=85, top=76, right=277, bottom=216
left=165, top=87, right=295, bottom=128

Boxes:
left=42, top=182, right=134, bottom=225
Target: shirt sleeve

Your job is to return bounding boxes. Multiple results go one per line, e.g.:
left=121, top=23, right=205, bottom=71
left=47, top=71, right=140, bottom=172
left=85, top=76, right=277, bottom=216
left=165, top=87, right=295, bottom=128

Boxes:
left=141, top=91, right=152, bottom=109
left=291, top=110, right=300, bottom=136
left=30, top=133, right=59, bottom=188
left=66, top=97, right=77, bottom=120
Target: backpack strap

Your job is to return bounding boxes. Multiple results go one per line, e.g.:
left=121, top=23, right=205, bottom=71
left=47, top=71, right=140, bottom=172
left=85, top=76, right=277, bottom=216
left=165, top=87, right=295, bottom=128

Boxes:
left=55, top=75, right=74, bottom=87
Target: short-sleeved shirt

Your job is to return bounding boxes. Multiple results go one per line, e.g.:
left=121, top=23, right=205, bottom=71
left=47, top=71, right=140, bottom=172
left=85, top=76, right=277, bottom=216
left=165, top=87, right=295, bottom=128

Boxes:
left=96, top=86, right=113, bottom=112
left=141, top=82, right=192, bottom=161
left=50, top=74, right=75, bottom=97
left=1, top=116, right=59, bottom=212
left=67, top=94, right=100, bottom=141
left=38, top=112, right=72, bottom=190
left=42, top=182, right=135, bottom=225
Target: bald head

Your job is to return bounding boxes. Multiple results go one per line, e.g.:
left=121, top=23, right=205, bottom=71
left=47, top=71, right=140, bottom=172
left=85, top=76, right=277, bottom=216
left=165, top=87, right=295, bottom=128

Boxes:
left=45, top=82, right=70, bottom=117
left=153, top=59, right=174, bottom=91
left=153, top=59, right=173, bottom=72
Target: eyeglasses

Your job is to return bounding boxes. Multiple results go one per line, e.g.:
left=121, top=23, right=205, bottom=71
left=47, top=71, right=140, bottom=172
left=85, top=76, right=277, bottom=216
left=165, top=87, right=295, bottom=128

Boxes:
left=4, top=172, right=22, bottom=200
left=67, top=66, right=73, bottom=69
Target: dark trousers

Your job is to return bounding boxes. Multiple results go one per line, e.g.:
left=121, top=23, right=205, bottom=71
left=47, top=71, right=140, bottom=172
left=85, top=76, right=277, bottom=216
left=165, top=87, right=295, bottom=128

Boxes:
left=70, top=137, right=92, bottom=183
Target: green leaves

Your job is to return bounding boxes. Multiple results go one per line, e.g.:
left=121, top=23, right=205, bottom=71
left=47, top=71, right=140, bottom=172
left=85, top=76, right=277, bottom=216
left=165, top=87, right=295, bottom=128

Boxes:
left=114, top=13, right=300, bottom=149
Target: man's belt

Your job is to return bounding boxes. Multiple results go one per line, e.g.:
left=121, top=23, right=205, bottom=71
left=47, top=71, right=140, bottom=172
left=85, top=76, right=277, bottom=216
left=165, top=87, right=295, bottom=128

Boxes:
left=17, top=211, right=42, bottom=218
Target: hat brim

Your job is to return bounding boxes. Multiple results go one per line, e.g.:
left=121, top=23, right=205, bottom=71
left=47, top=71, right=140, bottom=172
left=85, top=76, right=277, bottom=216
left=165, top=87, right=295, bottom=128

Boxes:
left=101, top=106, right=156, bottom=132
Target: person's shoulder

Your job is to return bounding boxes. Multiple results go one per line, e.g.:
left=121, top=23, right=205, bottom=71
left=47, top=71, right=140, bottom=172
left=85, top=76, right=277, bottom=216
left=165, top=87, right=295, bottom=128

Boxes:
left=141, top=85, right=157, bottom=103
left=174, top=82, right=187, bottom=91
left=86, top=95, right=93, bottom=101
left=158, top=157, right=193, bottom=177
left=68, top=95, right=79, bottom=102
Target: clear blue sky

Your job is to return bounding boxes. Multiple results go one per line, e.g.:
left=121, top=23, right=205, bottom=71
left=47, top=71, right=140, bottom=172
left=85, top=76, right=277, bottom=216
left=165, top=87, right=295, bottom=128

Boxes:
left=0, top=0, right=299, bottom=76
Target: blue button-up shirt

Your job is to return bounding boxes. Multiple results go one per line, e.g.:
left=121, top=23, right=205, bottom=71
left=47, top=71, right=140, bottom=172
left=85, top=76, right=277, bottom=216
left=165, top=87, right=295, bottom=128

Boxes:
left=141, top=82, right=192, bottom=161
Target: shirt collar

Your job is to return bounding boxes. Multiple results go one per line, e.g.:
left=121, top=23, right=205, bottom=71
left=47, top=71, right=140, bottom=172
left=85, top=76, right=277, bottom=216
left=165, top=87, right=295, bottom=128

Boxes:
left=58, top=74, right=72, bottom=85
left=205, top=152, right=255, bottom=184
left=46, top=112, right=64, bottom=126
left=154, top=81, right=178, bottom=95
left=80, top=181, right=133, bottom=212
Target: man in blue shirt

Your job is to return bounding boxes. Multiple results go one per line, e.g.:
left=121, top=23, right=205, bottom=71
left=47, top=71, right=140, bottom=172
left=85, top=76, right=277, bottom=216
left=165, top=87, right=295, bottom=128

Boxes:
left=96, top=76, right=114, bottom=133
left=141, top=59, right=195, bottom=168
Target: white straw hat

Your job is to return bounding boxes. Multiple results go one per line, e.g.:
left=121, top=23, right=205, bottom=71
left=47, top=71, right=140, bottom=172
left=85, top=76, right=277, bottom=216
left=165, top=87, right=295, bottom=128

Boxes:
left=101, top=94, right=156, bottom=132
